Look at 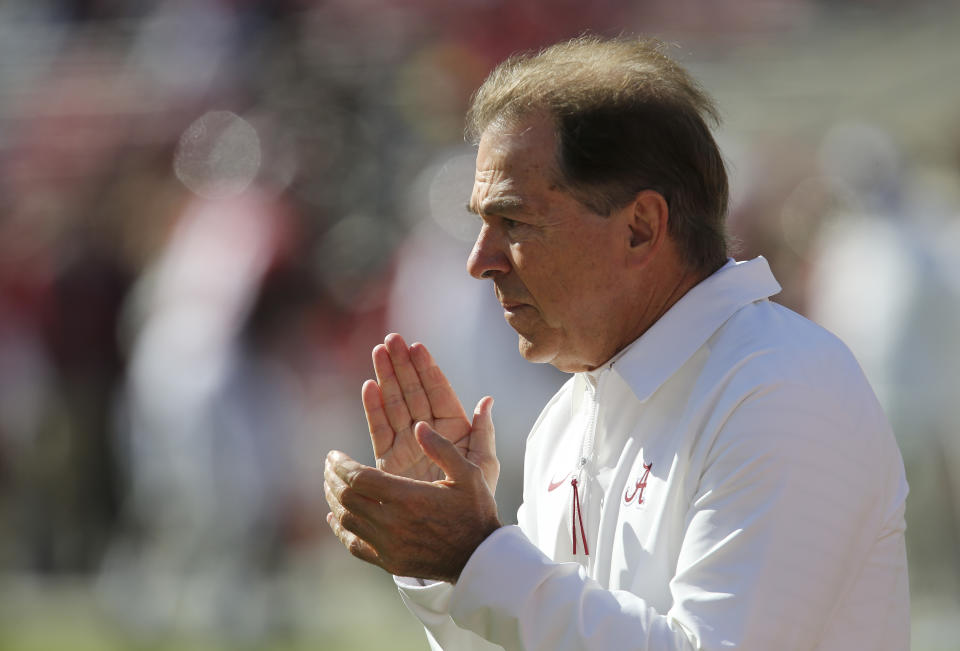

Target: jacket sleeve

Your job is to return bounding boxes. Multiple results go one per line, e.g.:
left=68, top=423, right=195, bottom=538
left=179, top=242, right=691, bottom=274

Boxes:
left=403, top=380, right=907, bottom=651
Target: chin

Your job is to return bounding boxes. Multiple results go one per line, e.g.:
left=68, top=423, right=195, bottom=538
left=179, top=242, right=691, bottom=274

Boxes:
left=517, top=335, right=559, bottom=366
left=518, top=335, right=597, bottom=373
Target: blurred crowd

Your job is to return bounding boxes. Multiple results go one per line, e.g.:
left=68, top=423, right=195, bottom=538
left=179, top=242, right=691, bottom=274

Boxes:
left=0, top=0, right=958, bottom=646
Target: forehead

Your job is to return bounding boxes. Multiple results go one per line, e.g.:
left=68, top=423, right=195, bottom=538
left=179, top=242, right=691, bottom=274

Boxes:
left=476, top=117, right=556, bottom=175
left=471, top=116, right=558, bottom=207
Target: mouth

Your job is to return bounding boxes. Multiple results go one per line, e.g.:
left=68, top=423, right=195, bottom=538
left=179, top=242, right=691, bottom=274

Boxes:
left=496, top=285, right=534, bottom=316
left=499, top=299, right=534, bottom=315
left=501, top=304, right=539, bottom=330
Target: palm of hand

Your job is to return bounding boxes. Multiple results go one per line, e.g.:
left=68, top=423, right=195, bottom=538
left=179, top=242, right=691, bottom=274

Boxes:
left=363, top=335, right=498, bottom=491
left=377, top=413, right=471, bottom=482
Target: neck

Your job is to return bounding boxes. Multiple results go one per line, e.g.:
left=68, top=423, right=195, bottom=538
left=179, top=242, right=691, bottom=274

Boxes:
left=646, top=265, right=709, bottom=329
left=599, top=262, right=710, bottom=370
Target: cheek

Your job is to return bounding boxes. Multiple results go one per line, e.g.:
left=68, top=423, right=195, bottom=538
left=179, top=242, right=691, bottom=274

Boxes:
left=512, top=229, right=614, bottom=310
left=511, top=244, right=557, bottom=292
left=547, top=249, right=616, bottom=313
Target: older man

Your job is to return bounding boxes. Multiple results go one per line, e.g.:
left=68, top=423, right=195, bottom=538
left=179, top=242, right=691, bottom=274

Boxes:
left=324, top=37, right=909, bottom=650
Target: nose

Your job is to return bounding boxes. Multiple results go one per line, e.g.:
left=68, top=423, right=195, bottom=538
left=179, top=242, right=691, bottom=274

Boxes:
left=467, top=223, right=511, bottom=279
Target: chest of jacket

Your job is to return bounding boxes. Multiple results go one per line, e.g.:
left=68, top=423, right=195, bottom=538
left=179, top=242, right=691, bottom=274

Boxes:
left=519, top=366, right=709, bottom=614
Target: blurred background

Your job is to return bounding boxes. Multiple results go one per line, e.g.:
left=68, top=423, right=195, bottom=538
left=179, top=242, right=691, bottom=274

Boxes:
left=0, top=0, right=958, bottom=649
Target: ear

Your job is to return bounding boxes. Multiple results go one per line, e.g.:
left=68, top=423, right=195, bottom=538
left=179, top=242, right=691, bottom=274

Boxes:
left=626, top=190, right=669, bottom=264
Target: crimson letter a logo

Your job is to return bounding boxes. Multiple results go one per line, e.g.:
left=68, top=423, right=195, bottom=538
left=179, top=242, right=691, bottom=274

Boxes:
left=624, top=462, right=652, bottom=505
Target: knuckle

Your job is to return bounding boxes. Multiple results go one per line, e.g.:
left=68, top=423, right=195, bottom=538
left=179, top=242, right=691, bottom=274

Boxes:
left=352, top=466, right=372, bottom=482
left=327, top=503, right=345, bottom=525
left=347, top=536, right=365, bottom=558
left=401, top=381, right=424, bottom=396
left=382, top=392, right=406, bottom=408
left=347, top=467, right=373, bottom=492
left=338, top=484, right=359, bottom=509
left=339, top=510, right=363, bottom=534
left=328, top=476, right=345, bottom=498
left=423, top=367, right=446, bottom=386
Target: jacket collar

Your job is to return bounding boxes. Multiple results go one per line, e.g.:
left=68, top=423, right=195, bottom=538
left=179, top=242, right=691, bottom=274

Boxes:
left=600, top=256, right=782, bottom=403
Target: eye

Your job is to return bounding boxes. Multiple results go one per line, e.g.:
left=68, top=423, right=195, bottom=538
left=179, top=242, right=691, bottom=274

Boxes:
left=502, top=217, right=520, bottom=230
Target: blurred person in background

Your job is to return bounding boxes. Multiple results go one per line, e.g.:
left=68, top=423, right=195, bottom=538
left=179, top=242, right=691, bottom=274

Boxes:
left=324, top=36, right=910, bottom=650
left=100, top=190, right=295, bottom=641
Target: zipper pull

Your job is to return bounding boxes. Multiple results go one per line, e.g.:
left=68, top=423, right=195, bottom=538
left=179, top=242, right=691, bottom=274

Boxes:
left=571, top=477, right=589, bottom=556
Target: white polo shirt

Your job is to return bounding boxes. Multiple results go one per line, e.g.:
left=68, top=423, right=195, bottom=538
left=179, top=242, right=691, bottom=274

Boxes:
left=397, top=257, right=910, bottom=650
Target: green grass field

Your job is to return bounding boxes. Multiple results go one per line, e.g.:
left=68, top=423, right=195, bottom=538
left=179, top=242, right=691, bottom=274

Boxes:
left=1, top=555, right=958, bottom=650
left=0, top=550, right=427, bottom=651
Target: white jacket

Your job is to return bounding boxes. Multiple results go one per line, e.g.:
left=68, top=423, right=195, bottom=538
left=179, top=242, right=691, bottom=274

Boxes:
left=397, top=257, right=910, bottom=650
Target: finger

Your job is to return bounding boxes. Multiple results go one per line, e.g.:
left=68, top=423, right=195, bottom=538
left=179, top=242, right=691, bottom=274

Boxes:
left=324, top=474, right=382, bottom=541
left=470, top=396, right=496, bottom=460
left=372, top=343, right=414, bottom=435
left=324, top=454, right=383, bottom=519
left=470, top=397, right=500, bottom=492
left=409, top=342, right=468, bottom=420
left=384, top=333, right=432, bottom=424
left=326, top=512, right=381, bottom=567
left=362, top=380, right=395, bottom=459
left=414, top=421, right=474, bottom=482
left=326, top=450, right=419, bottom=503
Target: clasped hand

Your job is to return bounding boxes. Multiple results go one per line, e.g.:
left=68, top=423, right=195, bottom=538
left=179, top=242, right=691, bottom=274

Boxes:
left=324, top=334, right=502, bottom=583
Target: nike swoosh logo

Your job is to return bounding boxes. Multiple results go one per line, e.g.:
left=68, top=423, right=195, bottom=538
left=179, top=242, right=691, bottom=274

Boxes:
left=547, top=472, right=570, bottom=492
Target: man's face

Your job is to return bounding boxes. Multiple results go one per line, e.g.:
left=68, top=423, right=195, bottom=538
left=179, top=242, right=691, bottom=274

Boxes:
left=467, top=116, right=635, bottom=372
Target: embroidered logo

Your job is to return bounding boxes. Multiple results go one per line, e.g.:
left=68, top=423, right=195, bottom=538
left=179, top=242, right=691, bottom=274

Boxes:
left=547, top=472, right=571, bottom=492
left=624, top=462, right=653, bottom=506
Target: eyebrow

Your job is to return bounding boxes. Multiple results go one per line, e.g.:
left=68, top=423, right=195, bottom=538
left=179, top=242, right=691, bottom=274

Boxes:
left=466, top=197, right=527, bottom=216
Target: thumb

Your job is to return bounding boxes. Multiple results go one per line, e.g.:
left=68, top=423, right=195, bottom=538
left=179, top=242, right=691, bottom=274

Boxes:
left=470, top=396, right=496, bottom=460
left=414, top=421, right=473, bottom=481
left=471, top=396, right=499, bottom=494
